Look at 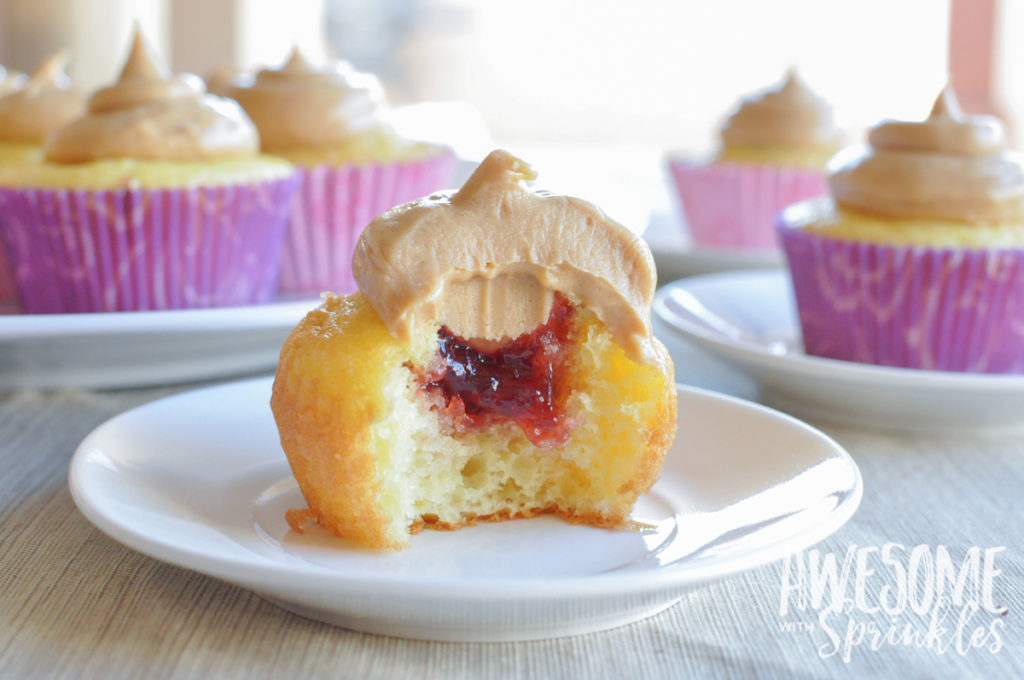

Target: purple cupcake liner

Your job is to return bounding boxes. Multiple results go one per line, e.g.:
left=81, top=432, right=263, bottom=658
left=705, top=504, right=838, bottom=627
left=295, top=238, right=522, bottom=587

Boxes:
left=0, top=241, right=16, bottom=310
left=278, top=150, right=456, bottom=296
left=778, top=217, right=1024, bottom=373
left=0, top=174, right=300, bottom=314
left=668, top=158, right=828, bottom=251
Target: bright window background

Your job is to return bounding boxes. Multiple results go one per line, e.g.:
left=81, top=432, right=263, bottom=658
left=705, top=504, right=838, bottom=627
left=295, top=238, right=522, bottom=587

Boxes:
left=338, top=0, right=952, bottom=152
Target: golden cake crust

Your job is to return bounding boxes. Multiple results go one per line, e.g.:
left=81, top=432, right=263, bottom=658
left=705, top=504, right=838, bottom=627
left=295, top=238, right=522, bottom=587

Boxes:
left=271, top=292, right=676, bottom=549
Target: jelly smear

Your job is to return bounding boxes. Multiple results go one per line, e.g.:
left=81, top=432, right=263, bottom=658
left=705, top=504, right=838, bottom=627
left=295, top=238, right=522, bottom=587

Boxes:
left=420, top=295, right=575, bottom=448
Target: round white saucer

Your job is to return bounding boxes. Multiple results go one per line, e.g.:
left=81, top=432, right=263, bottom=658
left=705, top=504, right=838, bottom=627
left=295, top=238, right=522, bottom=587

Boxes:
left=69, top=377, right=860, bottom=642
left=0, top=298, right=319, bottom=389
left=654, top=270, right=1024, bottom=434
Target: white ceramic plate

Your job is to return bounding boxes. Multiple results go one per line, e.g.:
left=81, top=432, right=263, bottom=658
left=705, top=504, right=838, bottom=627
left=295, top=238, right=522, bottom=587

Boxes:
left=654, top=270, right=1024, bottom=434
left=69, top=376, right=861, bottom=642
left=0, top=299, right=319, bottom=389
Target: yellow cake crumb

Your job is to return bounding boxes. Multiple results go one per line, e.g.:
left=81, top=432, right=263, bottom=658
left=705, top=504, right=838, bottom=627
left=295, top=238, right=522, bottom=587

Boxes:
left=0, top=154, right=294, bottom=189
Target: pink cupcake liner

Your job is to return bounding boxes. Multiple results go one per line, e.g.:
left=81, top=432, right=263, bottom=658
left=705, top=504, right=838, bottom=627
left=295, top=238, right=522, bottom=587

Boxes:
left=278, top=151, right=456, bottom=296
left=778, top=218, right=1024, bottom=373
left=668, top=159, right=828, bottom=251
left=0, top=174, right=300, bottom=314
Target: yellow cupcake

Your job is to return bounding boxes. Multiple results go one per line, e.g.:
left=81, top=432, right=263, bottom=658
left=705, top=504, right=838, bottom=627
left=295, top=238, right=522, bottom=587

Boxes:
left=27, top=32, right=291, bottom=189
left=272, top=151, right=675, bottom=549
left=0, top=52, right=85, bottom=164
left=791, top=87, right=1024, bottom=248
left=229, top=49, right=442, bottom=166
left=226, top=48, right=455, bottom=296
left=0, top=28, right=300, bottom=313
left=777, top=86, right=1024, bottom=373
left=716, top=70, right=843, bottom=170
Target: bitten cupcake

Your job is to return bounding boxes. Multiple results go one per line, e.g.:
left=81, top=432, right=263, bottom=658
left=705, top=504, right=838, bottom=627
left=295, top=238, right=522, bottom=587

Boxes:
left=272, top=150, right=676, bottom=549
left=0, top=52, right=86, bottom=310
left=0, top=29, right=299, bottom=314
left=229, top=50, right=455, bottom=296
left=668, top=70, right=841, bottom=251
left=778, top=86, right=1024, bottom=373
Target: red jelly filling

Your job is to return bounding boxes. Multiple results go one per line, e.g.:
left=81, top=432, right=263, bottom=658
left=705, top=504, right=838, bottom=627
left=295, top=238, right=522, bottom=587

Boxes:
left=420, top=294, right=576, bottom=448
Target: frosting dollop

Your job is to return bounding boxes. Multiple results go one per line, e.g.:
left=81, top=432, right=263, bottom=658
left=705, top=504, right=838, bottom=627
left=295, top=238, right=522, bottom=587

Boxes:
left=720, top=70, right=841, bottom=149
left=829, top=86, right=1024, bottom=222
left=229, top=49, right=386, bottom=152
left=352, top=150, right=662, bottom=367
left=45, top=28, right=258, bottom=163
left=0, top=52, right=86, bottom=145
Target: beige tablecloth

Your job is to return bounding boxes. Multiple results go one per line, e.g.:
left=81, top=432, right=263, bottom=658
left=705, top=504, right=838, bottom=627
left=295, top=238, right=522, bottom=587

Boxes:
left=1, top=320, right=1022, bottom=679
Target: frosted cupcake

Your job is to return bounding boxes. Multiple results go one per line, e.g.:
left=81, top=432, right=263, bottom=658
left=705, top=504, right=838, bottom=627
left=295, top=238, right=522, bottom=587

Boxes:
left=0, top=29, right=299, bottom=313
left=0, top=52, right=86, bottom=310
left=229, top=50, right=455, bottom=296
left=778, top=86, right=1024, bottom=373
left=669, top=71, right=840, bottom=251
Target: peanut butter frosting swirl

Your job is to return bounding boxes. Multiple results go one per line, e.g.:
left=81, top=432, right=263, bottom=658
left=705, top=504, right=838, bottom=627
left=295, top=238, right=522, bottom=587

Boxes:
left=352, top=150, right=664, bottom=368
left=720, top=70, right=841, bottom=149
left=229, top=49, right=386, bottom=152
left=0, top=52, right=86, bottom=145
left=829, top=86, right=1024, bottom=222
left=45, top=28, right=258, bottom=163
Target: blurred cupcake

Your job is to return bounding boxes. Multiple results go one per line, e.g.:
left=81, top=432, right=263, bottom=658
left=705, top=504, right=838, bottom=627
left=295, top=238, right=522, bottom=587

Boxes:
left=0, top=52, right=85, bottom=162
left=229, top=50, right=455, bottom=296
left=0, top=52, right=86, bottom=311
left=205, top=65, right=248, bottom=98
left=668, top=70, right=840, bottom=251
left=0, top=29, right=299, bottom=314
left=778, top=86, right=1024, bottom=373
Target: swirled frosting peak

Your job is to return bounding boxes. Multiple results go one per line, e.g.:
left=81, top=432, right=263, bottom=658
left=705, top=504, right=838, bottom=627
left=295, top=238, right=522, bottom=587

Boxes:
left=721, top=69, right=841, bottom=149
left=229, top=48, right=386, bottom=152
left=0, top=51, right=86, bottom=144
left=45, top=27, right=258, bottom=163
left=829, top=86, right=1024, bottom=222
left=352, top=150, right=663, bottom=367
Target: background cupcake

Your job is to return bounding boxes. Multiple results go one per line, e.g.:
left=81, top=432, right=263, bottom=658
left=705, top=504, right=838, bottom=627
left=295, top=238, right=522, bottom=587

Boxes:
left=778, top=86, right=1024, bottom=373
left=668, top=70, right=840, bottom=251
left=229, top=50, right=455, bottom=296
left=0, top=52, right=86, bottom=312
left=0, top=52, right=85, bottom=163
left=0, top=29, right=299, bottom=314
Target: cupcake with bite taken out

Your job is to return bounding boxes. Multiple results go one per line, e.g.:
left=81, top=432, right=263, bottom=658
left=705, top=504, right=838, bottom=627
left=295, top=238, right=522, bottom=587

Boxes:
left=229, top=50, right=455, bottom=296
left=0, top=51, right=86, bottom=311
left=272, top=150, right=676, bottom=550
left=778, top=86, right=1024, bottom=373
left=668, top=70, right=841, bottom=251
left=0, top=29, right=299, bottom=314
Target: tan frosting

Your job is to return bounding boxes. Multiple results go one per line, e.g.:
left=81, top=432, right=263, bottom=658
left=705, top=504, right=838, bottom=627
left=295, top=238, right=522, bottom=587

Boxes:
left=45, top=28, right=258, bottom=163
left=229, top=49, right=385, bottom=152
left=721, top=70, right=841, bottom=149
left=352, top=150, right=662, bottom=367
left=829, top=86, right=1024, bottom=222
left=205, top=66, right=247, bottom=98
left=0, top=52, right=86, bottom=145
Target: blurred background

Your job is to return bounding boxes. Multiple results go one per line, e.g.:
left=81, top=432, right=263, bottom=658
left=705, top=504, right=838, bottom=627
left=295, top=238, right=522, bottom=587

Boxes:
left=0, top=0, right=1009, bottom=234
